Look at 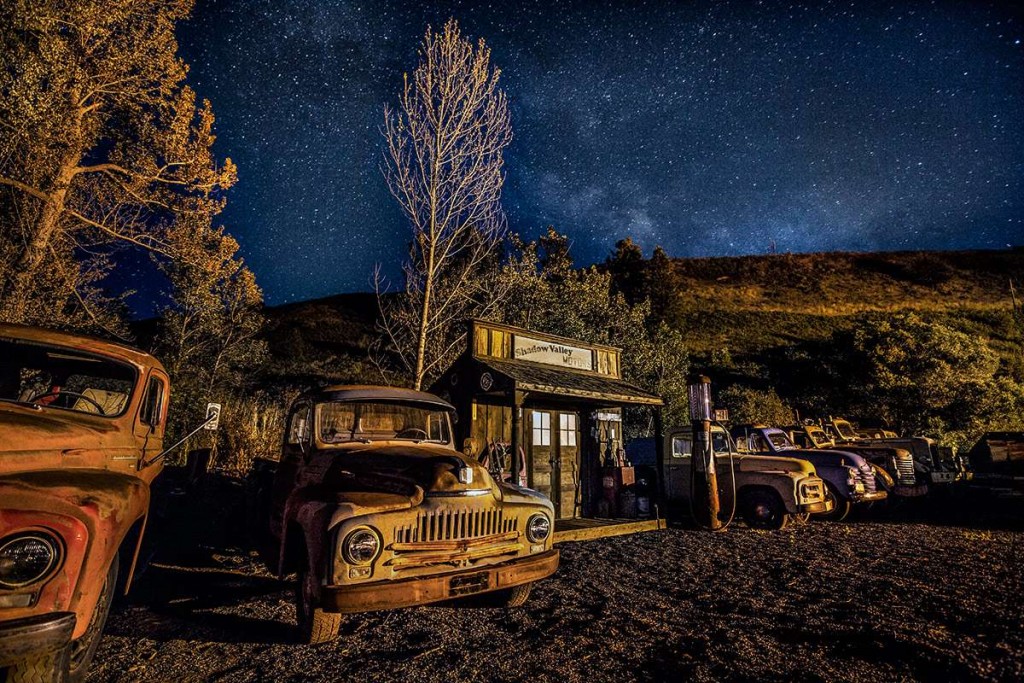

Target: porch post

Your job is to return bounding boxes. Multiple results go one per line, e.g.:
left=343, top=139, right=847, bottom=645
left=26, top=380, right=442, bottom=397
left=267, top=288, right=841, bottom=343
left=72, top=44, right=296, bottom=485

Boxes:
left=653, top=406, right=666, bottom=508
left=510, top=388, right=526, bottom=486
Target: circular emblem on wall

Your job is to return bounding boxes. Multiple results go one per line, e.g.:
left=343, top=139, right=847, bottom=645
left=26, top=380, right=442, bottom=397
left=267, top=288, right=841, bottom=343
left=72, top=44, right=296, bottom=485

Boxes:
left=479, top=372, right=494, bottom=391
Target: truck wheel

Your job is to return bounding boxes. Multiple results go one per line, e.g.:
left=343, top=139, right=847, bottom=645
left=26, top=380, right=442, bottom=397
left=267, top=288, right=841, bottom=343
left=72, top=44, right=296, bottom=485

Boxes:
left=499, top=583, right=533, bottom=607
left=67, top=552, right=118, bottom=683
left=6, top=649, right=70, bottom=683
left=820, top=483, right=851, bottom=522
left=739, top=490, right=789, bottom=530
left=295, top=564, right=342, bottom=645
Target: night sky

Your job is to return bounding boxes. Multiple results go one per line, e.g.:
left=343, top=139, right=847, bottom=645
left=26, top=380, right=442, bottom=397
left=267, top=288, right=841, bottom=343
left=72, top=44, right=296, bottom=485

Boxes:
left=177, top=0, right=1023, bottom=305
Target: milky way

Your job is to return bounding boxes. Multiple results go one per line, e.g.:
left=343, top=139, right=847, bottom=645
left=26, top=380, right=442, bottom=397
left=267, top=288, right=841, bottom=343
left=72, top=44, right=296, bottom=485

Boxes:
left=178, top=0, right=1023, bottom=304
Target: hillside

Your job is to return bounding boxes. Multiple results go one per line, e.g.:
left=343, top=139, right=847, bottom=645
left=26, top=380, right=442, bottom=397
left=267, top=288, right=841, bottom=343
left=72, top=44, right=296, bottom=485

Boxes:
left=261, top=248, right=1024, bottom=394
left=665, top=248, right=1023, bottom=364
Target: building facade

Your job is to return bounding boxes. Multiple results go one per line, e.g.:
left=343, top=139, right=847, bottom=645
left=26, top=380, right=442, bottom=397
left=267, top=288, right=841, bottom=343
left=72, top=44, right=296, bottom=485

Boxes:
left=431, top=320, right=664, bottom=520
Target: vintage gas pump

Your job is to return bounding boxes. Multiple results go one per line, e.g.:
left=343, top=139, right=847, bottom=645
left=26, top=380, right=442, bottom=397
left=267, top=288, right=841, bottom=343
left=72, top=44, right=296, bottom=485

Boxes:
left=689, top=374, right=723, bottom=530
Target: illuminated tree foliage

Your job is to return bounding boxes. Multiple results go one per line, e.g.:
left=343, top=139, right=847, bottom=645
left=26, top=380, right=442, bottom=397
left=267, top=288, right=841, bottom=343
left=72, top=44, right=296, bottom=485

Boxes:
left=492, top=228, right=690, bottom=435
left=0, top=0, right=236, bottom=331
left=377, top=19, right=512, bottom=390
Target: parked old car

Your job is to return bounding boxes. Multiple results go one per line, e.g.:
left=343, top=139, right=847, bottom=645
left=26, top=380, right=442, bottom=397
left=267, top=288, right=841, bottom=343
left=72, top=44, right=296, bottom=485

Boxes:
left=256, top=386, right=559, bottom=644
left=822, top=417, right=970, bottom=487
left=0, top=324, right=174, bottom=682
left=648, top=426, right=833, bottom=530
left=730, top=425, right=886, bottom=521
left=785, top=423, right=927, bottom=500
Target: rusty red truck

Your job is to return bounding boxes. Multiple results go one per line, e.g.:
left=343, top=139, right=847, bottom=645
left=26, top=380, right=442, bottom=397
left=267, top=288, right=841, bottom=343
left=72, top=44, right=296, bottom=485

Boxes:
left=0, top=324, right=212, bottom=682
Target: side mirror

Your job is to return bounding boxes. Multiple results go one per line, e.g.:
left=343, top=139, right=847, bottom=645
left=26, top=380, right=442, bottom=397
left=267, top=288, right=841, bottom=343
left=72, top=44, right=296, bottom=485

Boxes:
left=204, top=403, right=222, bottom=431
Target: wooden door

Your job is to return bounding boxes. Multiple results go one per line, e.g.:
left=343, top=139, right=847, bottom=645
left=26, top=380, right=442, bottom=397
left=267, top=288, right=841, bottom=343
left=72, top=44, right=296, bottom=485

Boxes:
left=556, top=412, right=580, bottom=520
left=528, top=409, right=555, bottom=509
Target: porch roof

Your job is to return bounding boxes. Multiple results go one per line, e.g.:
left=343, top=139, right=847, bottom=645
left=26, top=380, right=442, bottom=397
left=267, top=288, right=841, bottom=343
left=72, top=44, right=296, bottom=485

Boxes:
left=476, top=357, right=663, bottom=407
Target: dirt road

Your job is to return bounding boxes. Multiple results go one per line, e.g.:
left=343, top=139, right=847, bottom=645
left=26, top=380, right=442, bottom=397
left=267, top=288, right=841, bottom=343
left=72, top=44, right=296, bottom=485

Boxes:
left=87, top=490, right=1023, bottom=683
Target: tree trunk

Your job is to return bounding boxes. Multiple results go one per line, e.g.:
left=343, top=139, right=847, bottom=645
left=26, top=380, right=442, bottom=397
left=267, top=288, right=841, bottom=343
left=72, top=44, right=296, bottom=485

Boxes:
left=0, top=161, right=76, bottom=321
left=413, top=246, right=435, bottom=391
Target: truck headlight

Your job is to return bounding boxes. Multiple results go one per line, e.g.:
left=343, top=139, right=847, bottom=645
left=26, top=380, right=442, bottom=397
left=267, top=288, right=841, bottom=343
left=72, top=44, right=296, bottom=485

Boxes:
left=341, top=528, right=381, bottom=565
left=526, top=514, right=551, bottom=543
left=0, top=533, right=61, bottom=589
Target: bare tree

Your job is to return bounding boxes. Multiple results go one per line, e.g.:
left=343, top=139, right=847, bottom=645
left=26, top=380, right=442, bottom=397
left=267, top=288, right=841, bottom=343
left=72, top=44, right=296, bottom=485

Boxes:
left=378, top=19, right=512, bottom=390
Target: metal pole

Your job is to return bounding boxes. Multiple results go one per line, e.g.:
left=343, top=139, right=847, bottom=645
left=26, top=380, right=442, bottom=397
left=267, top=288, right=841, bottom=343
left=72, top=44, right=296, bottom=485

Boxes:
left=688, top=374, right=722, bottom=530
left=143, top=413, right=216, bottom=468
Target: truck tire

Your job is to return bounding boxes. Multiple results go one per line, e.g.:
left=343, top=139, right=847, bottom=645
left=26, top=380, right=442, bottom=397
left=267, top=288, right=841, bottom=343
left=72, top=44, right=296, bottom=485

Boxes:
left=295, top=564, right=342, bottom=645
left=739, top=489, right=789, bottom=530
left=5, top=650, right=69, bottom=683
left=498, top=583, right=533, bottom=607
left=820, top=483, right=851, bottom=522
left=67, top=552, right=118, bottom=683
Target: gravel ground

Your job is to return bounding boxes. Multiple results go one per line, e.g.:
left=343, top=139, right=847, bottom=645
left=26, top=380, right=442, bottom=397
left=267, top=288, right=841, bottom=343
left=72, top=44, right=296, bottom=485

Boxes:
left=87, top=485, right=1024, bottom=683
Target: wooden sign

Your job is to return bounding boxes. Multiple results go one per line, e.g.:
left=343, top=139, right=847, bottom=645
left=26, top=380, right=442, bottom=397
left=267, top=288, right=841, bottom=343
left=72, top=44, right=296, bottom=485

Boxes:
left=513, top=334, right=594, bottom=371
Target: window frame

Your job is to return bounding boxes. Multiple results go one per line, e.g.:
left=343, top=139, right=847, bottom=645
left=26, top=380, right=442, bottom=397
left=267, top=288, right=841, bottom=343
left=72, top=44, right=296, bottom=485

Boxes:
left=139, top=375, right=166, bottom=428
left=286, top=402, right=311, bottom=445
left=531, top=411, right=551, bottom=447
left=559, top=413, right=578, bottom=447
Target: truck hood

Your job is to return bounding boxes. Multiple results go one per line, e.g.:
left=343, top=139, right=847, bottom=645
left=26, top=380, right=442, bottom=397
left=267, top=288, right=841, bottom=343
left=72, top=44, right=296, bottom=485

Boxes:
left=315, top=442, right=498, bottom=499
left=0, top=402, right=123, bottom=459
left=737, top=454, right=816, bottom=476
left=791, top=448, right=870, bottom=470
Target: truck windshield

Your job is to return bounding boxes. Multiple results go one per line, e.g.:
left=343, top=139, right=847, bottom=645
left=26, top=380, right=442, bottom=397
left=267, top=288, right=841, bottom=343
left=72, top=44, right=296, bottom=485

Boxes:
left=807, top=429, right=830, bottom=447
left=318, top=401, right=451, bottom=444
left=834, top=421, right=858, bottom=439
left=767, top=432, right=796, bottom=450
left=0, top=339, right=136, bottom=417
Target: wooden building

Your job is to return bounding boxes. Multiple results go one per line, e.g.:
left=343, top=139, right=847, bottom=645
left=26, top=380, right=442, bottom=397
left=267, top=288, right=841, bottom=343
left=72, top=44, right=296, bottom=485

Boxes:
left=431, top=320, right=664, bottom=521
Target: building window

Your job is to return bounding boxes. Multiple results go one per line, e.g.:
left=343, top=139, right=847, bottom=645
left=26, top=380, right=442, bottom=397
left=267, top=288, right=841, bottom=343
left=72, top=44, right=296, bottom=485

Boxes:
left=532, top=412, right=551, bottom=446
left=559, top=413, right=577, bottom=447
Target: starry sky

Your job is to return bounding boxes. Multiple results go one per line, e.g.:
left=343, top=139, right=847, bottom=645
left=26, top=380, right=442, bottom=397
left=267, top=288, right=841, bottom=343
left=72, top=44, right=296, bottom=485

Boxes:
left=177, top=0, right=1023, bottom=305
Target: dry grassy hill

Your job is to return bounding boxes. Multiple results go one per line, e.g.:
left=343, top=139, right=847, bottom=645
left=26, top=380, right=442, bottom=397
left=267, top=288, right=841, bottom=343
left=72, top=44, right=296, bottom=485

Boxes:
left=261, top=248, right=1024, bottom=387
left=666, top=248, right=1024, bottom=364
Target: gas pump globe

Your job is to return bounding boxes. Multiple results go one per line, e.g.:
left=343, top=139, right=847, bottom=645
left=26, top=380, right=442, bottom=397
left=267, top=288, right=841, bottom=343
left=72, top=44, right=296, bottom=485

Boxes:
left=688, top=376, right=712, bottom=423
left=688, top=374, right=722, bottom=530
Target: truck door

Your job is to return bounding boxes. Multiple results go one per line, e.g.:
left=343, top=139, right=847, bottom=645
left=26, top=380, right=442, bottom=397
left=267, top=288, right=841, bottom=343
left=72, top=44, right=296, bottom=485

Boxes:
left=664, top=433, right=693, bottom=504
left=134, top=371, right=169, bottom=467
left=269, top=401, right=311, bottom=544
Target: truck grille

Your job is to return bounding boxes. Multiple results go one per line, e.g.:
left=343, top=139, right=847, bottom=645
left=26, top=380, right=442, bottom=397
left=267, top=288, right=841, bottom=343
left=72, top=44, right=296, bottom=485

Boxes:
left=857, top=469, right=877, bottom=493
left=394, top=508, right=518, bottom=544
left=894, top=454, right=916, bottom=485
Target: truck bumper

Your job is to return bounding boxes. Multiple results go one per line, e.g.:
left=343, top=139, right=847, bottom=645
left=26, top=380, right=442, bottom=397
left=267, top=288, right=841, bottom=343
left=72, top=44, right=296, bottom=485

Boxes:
left=322, top=549, right=559, bottom=614
left=0, top=612, right=75, bottom=681
left=800, top=499, right=832, bottom=514
left=894, top=484, right=929, bottom=497
left=853, top=491, right=888, bottom=504
left=929, top=472, right=960, bottom=484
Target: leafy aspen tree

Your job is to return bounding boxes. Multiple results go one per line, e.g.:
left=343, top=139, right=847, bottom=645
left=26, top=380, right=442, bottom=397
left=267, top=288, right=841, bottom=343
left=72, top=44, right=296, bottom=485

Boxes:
left=378, top=19, right=512, bottom=390
left=0, top=0, right=236, bottom=328
left=156, top=214, right=267, bottom=457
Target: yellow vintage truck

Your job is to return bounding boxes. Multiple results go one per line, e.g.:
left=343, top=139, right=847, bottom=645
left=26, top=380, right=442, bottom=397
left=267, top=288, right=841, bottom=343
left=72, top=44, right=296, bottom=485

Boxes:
left=649, top=425, right=833, bottom=529
left=0, top=324, right=173, bottom=682
left=258, top=386, right=559, bottom=644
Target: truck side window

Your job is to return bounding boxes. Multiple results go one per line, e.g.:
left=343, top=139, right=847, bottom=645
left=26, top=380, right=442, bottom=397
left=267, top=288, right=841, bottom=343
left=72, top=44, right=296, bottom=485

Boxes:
left=287, top=404, right=310, bottom=444
left=671, top=436, right=691, bottom=458
left=140, top=376, right=165, bottom=427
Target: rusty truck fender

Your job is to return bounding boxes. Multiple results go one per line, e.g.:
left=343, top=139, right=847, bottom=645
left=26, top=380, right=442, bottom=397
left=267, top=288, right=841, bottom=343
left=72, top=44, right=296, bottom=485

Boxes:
left=0, top=469, right=150, bottom=640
